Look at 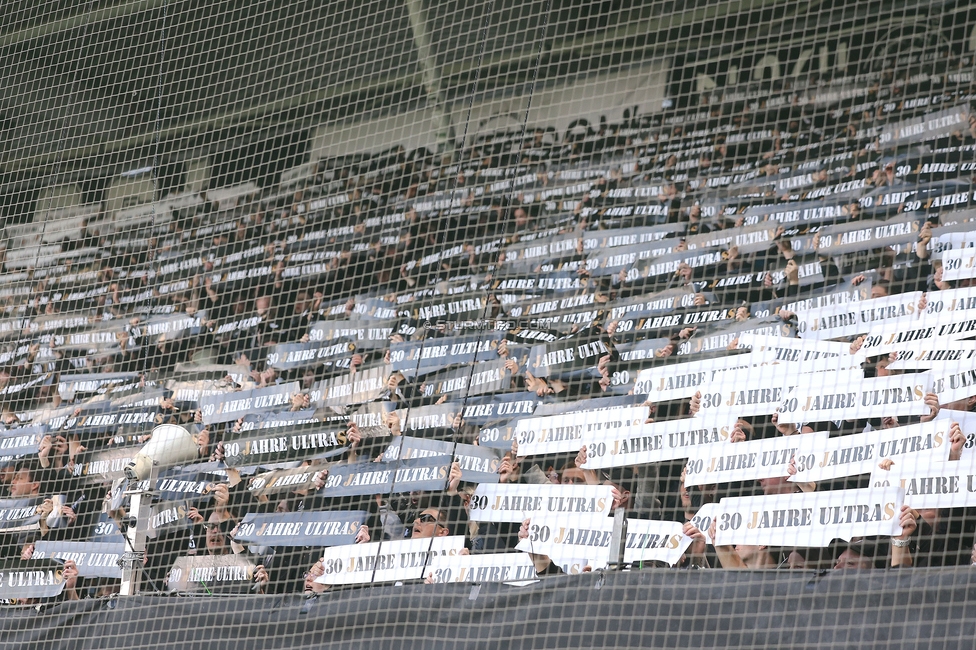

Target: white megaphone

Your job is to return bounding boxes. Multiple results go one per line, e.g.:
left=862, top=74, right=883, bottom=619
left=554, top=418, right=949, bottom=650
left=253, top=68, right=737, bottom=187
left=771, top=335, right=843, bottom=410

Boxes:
left=123, top=423, right=201, bottom=481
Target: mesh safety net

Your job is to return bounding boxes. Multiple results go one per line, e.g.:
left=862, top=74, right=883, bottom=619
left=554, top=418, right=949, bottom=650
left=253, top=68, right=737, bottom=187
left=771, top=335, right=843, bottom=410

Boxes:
left=1, top=1, right=976, bottom=648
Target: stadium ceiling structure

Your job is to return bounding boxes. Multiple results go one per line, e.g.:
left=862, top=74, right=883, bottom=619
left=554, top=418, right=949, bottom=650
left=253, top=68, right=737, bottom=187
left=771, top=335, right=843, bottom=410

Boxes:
left=0, top=0, right=966, bottom=199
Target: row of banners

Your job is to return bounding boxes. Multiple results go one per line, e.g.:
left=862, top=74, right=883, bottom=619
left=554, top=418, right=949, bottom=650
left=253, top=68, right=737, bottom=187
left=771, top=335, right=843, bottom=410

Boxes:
left=0, top=199, right=971, bottom=373
left=0, top=89, right=965, bottom=290
left=13, top=452, right=976, bottom=598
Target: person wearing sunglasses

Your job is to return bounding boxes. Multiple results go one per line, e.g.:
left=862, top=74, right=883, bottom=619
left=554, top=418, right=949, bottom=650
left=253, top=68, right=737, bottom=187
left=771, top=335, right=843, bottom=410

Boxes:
left=411, top=508, right=451, bottom=539
left=205, top=513, right=235, bottom=555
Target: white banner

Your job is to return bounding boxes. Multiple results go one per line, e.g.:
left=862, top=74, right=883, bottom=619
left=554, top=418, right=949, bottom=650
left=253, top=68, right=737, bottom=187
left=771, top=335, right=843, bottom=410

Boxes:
left=887, top=339, right=976, bottom=370
left=859, top=313, right=976, bottom=357
left=693, top=367, right=811, bottom=419
left=942, top=248, right=976, bottom=282
left=623, top=519, right=692, bottom=566
left=579, top=417, right=738, bottom=469
left=784, top=283, right=870, bottom=314
left=689, top=503, right=722, bottom=545
left=788, top=419, right=952, bottom=484
left=468, top=484, right=614, bottom=523
left=737, top=333, right=864, bottom=372
left=777, top=373, right=932, bottom=424
left=930, top=231, right=976, bottom=261
left=515, top=513, right=614, bottom=563
left=634, top=353, right=776, bottom=403
left=918, top=287, right=976, bottom=320
left=683, top=432, right=829, bottom=487
left=796, top=292, right=924, bottom=340
left=424, top=553, right=538, bottom=584
left=514, top=406, right=648, bottom=457
left=713, top=487, right=904, bottom=547
left=314, top=536, right=466, bottom=585
left=870, top=458, right=976, bottom=510
left=932, top=366, right=976, bottom=406
left=876, top=105, right=971, bottom=149
left=200, top=382, right=300, bottom=425
left=31, top=541, right=124, bottom=579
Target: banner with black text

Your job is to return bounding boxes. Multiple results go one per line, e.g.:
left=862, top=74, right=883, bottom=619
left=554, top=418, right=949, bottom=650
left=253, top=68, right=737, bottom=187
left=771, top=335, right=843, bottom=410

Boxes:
left=467, top=484, right=614, bottom=523
left=713, top=487, right=904, bottom=547
left=314, top=536, right=466, bottom=586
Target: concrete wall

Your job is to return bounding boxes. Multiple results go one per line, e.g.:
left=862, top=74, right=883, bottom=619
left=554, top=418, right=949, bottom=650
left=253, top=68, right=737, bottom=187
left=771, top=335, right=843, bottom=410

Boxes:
left=186, top=158, right=211, bottom=193
left=105, top=173, right=156, bottom=219
left=35, top=183, right=83, bottom=216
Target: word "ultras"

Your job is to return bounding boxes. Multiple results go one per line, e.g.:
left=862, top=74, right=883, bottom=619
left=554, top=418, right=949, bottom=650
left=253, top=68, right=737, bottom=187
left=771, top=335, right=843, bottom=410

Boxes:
left=796, top=384, right=925, bottom=411
left=225, top=430, right=348, bottom=458
left=485, top=495, right=609, bottom=514
left=816, top=428, right=944, bottom=468
left=322, top=464, right=449, bottom=489
left=626, top=531, right=683, bottom=550
left=744, top=502, right=897, bottom=529
left=539, top=340, right=609, bottom=367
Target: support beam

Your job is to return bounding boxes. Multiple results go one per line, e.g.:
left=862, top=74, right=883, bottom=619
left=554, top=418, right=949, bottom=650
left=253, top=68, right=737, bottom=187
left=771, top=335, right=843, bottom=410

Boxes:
left=0, top=0, right=172, bottom=49
left=404, top=0, right=455, bottom=154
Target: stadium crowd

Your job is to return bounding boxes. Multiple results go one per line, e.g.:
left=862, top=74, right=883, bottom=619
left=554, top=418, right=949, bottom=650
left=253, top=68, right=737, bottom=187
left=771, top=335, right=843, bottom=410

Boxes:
left=3, top=52, right=976, bottom=600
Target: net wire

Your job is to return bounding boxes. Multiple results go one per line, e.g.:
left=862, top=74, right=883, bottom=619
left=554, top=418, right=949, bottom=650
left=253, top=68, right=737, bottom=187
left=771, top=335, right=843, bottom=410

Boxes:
left=0, top=0, right=976, bottom=648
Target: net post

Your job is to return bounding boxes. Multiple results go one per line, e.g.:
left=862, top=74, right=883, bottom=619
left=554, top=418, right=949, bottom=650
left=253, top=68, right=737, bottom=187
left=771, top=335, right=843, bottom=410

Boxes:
left=119, top=463, right=159, bottom=596
left=608, top=508, right=627, bottom=570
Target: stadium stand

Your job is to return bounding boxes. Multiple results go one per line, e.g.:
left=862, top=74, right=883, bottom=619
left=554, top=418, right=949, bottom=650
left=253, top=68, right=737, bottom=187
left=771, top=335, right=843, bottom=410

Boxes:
left=3, top=1, right=976, bottom=648
left=1, top=48, right=975, bottom=590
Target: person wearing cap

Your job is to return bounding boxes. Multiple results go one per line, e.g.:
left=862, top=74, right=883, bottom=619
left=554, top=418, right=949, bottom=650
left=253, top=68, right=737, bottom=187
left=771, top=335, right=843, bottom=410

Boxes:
left=833, top=539, right=878, bottom=570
